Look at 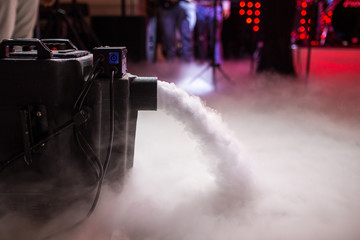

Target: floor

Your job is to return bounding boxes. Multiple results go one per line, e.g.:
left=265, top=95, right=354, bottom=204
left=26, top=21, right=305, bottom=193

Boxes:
left=119, top=47, right=360, bottom=240
left=4, top=47, right=360, bottom=240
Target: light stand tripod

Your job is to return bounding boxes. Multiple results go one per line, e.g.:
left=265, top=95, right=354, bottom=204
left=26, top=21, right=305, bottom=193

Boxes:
left=191, top=0, right=234, bottom=89
left=305, top=0, right=320, bottom=82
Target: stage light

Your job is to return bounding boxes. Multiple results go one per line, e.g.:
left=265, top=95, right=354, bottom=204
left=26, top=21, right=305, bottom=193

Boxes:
left=301, top=2, right=307, bottom=8
left=238, top=0, right=262, bottom=30
left=308, top=19, right=311, bottom=24
left=300, top=18, right=306, bottom=24
left=324, top=16, right=331, bottom=24
left=301, top=10, right=307, bottom=16
left=299, top=26, right=305, bottom=32
left=328, top=11, right=333, bottom=16
left=300, top=33, right=306, bottom=39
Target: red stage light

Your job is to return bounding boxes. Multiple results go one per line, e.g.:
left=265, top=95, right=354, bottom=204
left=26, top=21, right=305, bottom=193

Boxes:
left=255, top=2, right=261, bottom=8
left=247, top=9, right=253, bottom=15
left=325, top=16, right=331, bottom=24
left=246, top=18, right=252, bottom=24
left=300, top=18, right=306, bottom=24
left=302, top=2, right=307, bottom=8
left=299, top=26, right=305, bottom=32
left=328, top=11, right=333, bottom=16
left=301, top=10, right=307, bottom=16
left=239, top=9, right=245, bottom=15
left=240, top=1, right=246, bottom=8
left=308, top=19, right=311, bottom=24
left=254, top=18, right=260, bottom=24
left=253, top=25, right=259, bottom=32
left=247, top=2, right=253, bottom=8
left=254, top=10, right=260, bottom=16
left=300, top=33, right=306, bottom=39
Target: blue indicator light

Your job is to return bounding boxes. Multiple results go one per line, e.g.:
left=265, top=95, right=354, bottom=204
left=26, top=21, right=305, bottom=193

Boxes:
left=109, top=52, right=119, bottom=64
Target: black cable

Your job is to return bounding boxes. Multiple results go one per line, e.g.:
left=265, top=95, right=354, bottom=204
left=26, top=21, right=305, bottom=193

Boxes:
left=77, top=69, right=102, bottom=111
left=73, top=56, right=103, bottom=111
left=1, top=56, right=103, bottom=171
left=2, top=55, right=114, bottom=238
left=0, top=119, right=75, bottom=173
left=86, top=69, right=115, bottom=217
left=40, top=70, right=116, bottom=240
left=72, top=56, right=105, bottom=180
left=74, top=128, right=103, bottom=181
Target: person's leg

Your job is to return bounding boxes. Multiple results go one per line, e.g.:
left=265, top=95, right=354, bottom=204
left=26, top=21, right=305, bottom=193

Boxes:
left=159, top=6, right=178, bottom=60
left=178, top=1, right=196, bottom=61
left=208, top=5, right=223, bottom=65
left=196, top=5, right=208, bottom=61
left=13, top=0, right=39, bottom=38
left=0, top=0, right=18, bottom=39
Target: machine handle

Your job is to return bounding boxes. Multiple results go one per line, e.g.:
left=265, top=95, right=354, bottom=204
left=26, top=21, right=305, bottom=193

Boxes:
left=41, top=39, right=78, bottom=50
left=0, top=38, right=53, bottom=59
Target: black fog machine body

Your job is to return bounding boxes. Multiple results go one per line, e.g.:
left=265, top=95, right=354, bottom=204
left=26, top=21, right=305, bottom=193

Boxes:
left=0, top=38, right=157, bottom=219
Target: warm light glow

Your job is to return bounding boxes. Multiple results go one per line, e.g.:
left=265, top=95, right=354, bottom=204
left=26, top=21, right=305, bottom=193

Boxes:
left=299, top=26, right=305, bottom=32
left=301, top=2, right=307, bottom=8
left=325, top=16, right=331, bottom=24
left=308, top=19, right=311, bottom=24
left=246, top=18, right=252, bottom=24
left=239, top=1, right=246, bottom=8
left=301, top=10, right=307, bottom=16
left=254, top=18, right=260, bottom=24
left=239, top=9, right=245, bottom=15
left=247, top=2, right=253, bottom=8
left=254, top=10, right=260, bottom=16
left=255, top=2, right=261, bottom=8
left=300, top=18, right=306, bottom=24
left=328, top=11, right=333, bottom=16
left=253, top=25, right=259, bottom=32
left=247, top=9, right=253, bottom=15
left=300, top=33, right=306, bottom=39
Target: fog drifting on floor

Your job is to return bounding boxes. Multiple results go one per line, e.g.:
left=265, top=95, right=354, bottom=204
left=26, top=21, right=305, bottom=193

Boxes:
left=10, top=48, right=359, bottom=240
left=109, top=48, right=360, bottom=240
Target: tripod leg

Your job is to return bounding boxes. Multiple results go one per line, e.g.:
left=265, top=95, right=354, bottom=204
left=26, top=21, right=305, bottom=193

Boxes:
left=189, top=64, right=212, bottom=83
left=216, top=65, right=234, bottom=84
left=212, top=63, right=217, bottom=88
